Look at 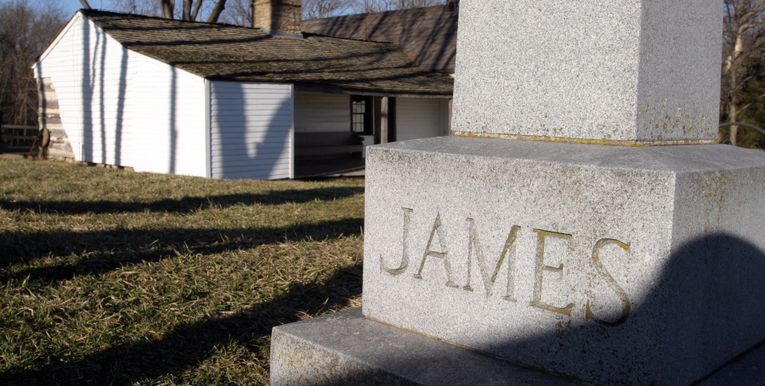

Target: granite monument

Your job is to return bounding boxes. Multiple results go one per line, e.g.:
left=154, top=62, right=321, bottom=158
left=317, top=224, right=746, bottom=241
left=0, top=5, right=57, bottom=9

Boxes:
left=271, top=1, right=765, bottom=384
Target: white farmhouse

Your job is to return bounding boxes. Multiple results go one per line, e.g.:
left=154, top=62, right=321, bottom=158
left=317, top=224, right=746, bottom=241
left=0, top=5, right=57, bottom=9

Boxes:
left=33, top=3, right=456, bottom=179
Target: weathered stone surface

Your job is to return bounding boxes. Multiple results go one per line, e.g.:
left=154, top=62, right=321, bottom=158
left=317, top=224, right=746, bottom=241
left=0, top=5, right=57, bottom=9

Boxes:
left=363, top=136, right=765, bottom=385
left=270, top=309, right=573, bottom=386
left=451, top=0, right=722, bottom=143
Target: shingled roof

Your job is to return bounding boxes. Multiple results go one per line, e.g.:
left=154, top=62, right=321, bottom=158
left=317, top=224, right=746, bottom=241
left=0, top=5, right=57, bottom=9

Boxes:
left=80, top=9, right=453, bottom=96
left=302, top=2, right=459, bottom=73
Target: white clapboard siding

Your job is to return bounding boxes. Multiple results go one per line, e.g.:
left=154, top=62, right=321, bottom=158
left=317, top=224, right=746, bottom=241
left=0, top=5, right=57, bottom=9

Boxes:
left=294, top=91, right=350, bottom=133
left=396, top=97, right=451, bottom=141
left=32, top=13, right=207, bottom=177
left=209, top=82, right=294, bottom=179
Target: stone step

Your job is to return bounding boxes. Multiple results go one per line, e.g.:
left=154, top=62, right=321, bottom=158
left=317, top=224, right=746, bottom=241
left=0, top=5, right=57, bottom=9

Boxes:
left=271, top=309, right=765, bottom=386
left=271, top=309, right=573, bottom=386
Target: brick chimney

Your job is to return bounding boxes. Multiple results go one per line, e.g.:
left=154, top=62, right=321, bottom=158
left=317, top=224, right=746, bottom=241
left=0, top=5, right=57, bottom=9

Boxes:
left=253, top=0, right=302, bottom=37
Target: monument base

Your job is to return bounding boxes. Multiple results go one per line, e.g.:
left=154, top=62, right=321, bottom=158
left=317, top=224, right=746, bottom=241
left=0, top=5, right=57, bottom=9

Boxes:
left=271, top=137, right=765, bottom=385
left=270, top=309, right=765, bottom=386
left=270, top=309, right=571, bottom=385
left=360, top=137, right=765, bottom=384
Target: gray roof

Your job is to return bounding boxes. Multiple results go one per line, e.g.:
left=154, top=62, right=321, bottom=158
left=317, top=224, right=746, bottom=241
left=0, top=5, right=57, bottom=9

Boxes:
left=82, top=9, right=453, bottom=96
left=303, top=3, right=458, bottom=72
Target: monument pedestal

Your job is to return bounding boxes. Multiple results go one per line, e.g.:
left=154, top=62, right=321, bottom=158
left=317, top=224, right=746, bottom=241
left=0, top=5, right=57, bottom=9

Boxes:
left=271, top=137, right=765, bottom=385
left=360, top=137, right=765, bottom=385
left=271, top=309, right=765, bottom=386
left=270, top=309, right=570, bottom=385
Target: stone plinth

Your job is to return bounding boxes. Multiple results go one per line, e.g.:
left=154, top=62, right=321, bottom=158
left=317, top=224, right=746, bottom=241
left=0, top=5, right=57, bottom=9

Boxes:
left=452, top=0, right=722, bottom=144
left=361, top=137, right=765, bottom=385
left=270, top=309, right=574, bottom=385
left=270, top=309, right=765, bottom=386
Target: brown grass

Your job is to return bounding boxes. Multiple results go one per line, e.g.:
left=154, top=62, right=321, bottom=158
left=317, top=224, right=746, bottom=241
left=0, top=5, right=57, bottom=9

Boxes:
left=0, top=155, right=364, bottom=385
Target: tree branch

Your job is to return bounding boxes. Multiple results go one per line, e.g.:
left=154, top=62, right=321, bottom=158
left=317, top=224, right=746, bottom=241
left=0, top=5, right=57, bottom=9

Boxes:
left=80, top=0, right=91, bottom=9
left=161, top=0, right=175, bottom=19
left=191, top=0, right=204, bottom=21
left=207, top=0, right=228, bottom=23
left=183, top=0, right=192, bottom=20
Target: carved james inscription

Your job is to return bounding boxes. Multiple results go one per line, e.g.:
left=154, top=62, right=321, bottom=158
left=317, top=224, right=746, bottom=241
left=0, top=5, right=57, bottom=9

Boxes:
left=379, top=208, right=632, bottom=326
left=414, top=213, right=458, bottom=288
left=531, top=229, right=575, bottom=317
left=464, top=218, right=520, bottom=301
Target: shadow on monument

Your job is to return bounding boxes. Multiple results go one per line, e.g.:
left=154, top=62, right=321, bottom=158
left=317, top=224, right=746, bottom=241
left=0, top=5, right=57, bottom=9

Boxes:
left=277, top=233, right=765, bottom=385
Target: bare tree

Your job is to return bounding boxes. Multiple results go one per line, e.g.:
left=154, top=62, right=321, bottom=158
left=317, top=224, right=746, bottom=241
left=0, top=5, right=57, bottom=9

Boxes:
left=191, top=0, right=205, bottom=20
left=722, top=0, right=765, bottom=146
left=180, top=0, right=211, bottom=21
left=161, top=0, right=175, bottom=18
left=391, top=0, right=444, bottom=9
left=183, top=0, right=193, bottom=19
left=219, top=0, right=252, bottom=26
left=110, top=0, right=228, bottom=22
left=352, top=0, right=444, bottom=13
left=109, top=0, right=162, bottom=16
left=303, top=0, right=352, bottom=19
left=207, top=0, right=228, bottom=22
left=0, top=1, right=66, bottom=125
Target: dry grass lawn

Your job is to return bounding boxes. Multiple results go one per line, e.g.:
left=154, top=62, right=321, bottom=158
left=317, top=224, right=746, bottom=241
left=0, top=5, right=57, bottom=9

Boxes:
left=0, top=155, right=364, bottom=385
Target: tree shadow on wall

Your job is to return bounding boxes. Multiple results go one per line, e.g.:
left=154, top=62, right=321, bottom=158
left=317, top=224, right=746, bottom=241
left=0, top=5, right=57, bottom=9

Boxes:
left=211, top=80, right=293, bottom=180
left=77, top=18, right=129, bottom=167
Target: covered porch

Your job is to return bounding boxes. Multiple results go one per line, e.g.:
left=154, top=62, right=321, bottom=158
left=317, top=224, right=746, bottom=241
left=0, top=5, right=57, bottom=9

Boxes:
left=292, top=88, right=451, bottom=178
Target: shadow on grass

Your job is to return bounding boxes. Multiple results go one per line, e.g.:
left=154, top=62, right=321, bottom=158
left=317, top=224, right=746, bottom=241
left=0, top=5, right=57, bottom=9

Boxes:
left=0, top=186, right=363, bottom=215
left=0, top=262, right=362, bottom=385
left=0, top=218, right=363, bottom=283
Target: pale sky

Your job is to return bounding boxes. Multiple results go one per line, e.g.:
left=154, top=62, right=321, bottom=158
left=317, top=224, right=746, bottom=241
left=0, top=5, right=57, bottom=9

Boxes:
left=56, top=0, right=92, bottom=15
left=1, top=0, right=87, bottom=16
left=5, top=0, right=252, bottom=27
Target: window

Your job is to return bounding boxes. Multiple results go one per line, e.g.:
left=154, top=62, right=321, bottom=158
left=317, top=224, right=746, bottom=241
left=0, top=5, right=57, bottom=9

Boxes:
left=350, top=96, right=373, bottom=135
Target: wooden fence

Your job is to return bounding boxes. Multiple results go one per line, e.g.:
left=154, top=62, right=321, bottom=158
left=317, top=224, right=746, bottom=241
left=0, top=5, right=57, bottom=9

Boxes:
left=0, top=124, right=38, bottom=149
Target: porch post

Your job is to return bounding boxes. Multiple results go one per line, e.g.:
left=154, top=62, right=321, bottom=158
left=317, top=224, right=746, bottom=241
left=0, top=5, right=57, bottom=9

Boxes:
left=379, top=96, right=389, bottom=144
